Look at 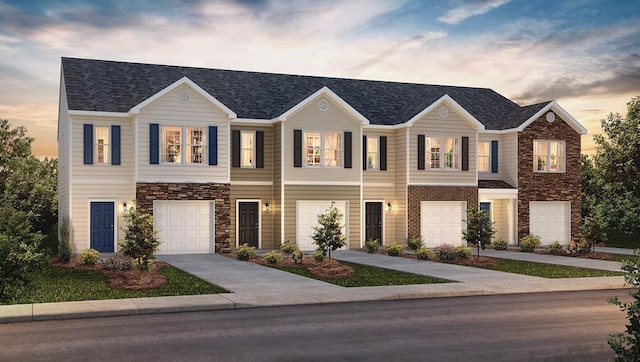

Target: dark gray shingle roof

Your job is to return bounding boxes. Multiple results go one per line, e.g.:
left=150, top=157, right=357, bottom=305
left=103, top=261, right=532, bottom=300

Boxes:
left=61, top=57, right=550, bottom=129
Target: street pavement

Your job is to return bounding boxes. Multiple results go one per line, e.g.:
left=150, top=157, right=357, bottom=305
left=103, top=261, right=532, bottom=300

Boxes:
left=0, top=247, right=634, bottom=323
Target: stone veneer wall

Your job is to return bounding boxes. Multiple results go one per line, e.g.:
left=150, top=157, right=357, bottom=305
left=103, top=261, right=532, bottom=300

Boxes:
left=517, top=111, right=581, bottom=243
left=136, top=183, right=231, bottom=253
left=407, top=185, right=478, bottom=238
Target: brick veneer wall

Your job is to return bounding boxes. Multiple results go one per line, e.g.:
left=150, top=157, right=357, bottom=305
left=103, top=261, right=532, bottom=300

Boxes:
left=517, top=111, right=581, bottom=243
left=407, top=185, right=478, bottom=237
left=136, top=183, right=231, bottom=253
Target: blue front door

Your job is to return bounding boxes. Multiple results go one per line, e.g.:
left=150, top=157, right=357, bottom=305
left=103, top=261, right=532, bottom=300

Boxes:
left=479, top=202, right=492, bottom=222
left=90, top=202, right=114, bottom=252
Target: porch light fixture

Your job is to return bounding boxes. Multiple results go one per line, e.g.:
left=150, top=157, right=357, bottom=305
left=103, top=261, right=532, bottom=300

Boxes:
left=387, top=202, right=392, bottom=211
left=123, top=202, right=128, bottom=212
left=265, top=202, right=270, bottom=211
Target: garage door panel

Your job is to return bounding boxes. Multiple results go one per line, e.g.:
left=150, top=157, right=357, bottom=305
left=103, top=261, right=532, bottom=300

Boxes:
left=421, top=201, right=466, bottom=248
left=297, top=201, right=348, bottom=251
left=530, top=202, right=570, bottom=245
left=155, top=201, right=213, bottom=254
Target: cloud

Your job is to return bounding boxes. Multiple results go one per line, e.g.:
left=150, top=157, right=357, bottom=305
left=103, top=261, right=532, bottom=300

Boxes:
left=438, top=0, right=510, bottom=25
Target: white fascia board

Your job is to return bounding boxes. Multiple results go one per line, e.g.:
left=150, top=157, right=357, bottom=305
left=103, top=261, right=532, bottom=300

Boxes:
left=277, top=86, right=369, bottom=125
left=232, top=118, right=277, bottom=125
left=128, top=76, right=237, bottom=119
left=405, top=94, right=485, bottom=130
left=363, top=123, right=405, bottom=130
left=68, top=110, right=129, bottom=118
left=517, top=101, right=588, bottom=135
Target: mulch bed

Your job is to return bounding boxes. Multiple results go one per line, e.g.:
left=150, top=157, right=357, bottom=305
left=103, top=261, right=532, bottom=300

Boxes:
left=234, top=255, right=354, bottom=279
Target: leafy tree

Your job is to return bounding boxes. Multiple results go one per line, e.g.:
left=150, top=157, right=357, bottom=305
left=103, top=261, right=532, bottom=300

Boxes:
left=581, top=154, right=598, bottom=219
left=311, top=202, right=346, bottom=259
left=0, top=119, right=33, bottom=194
left=462, top=207, right=495, bottom=260
left=609, top=251, right=640, bottom=361
left=581, top=216, right=607, bottom=252
left=119, top=208, right=161, bottom=270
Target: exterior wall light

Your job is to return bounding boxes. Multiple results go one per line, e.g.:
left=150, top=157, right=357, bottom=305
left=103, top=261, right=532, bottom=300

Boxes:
left=265, top=202, right=270, bottom=211
left=123, top=202, right=128, bottom=212
left=387, top=202, right=392, bottom=211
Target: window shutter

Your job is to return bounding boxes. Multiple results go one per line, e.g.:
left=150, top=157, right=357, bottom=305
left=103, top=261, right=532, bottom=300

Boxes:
left=231, top=130, right=240, bottom=168
left=417, top=134, right=425, bottom=170
left=111, top=125, right=121, bottom=165
left=208, top=126, right=218, bottom=166
left=491, top=140, right=499, bottom=173
left=344, top=131, right=352, bottom=169
left=380, top=136, right=387, bottom=171
left=149, top=123, right=159, bottom=164
left=362, top=135, right=367, bottom=171
left=83, top=124, right=93, bottom=165
left=462, top=136, right=469, bottom=171
left=293, top=130, right=302, bottom=167
left=256, top=131, right=264, bottom=169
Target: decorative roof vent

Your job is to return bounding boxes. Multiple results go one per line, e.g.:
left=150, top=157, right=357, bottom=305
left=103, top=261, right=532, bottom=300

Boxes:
left=546, top=111, right=556, bottom=122
left=439, top=106, right=449, bottom=118
left=318, top=99, right=329, bottom=111
left=178, top=91, right=190, bottom=103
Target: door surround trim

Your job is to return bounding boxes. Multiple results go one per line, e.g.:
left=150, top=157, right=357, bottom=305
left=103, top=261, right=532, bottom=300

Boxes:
left=235, top=199, right=263, bottom=249
left=363, top=200, right=385, bottom=246
left=88, top=199, right=117, bottom=252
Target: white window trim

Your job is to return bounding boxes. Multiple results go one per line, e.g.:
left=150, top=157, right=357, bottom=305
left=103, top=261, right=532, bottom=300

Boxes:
left=366, top=136, right=379, bottom=171
left=95, top=126, right=110, bottom=164
left=478, top=141, right=490, bottom=173
left=533, top=139, right=565, bottom=173
left=160, top=125, right=207, bottom=165
left=303, top=130, right=343, bottom=168
left=426, top=136, right=460, bottom=171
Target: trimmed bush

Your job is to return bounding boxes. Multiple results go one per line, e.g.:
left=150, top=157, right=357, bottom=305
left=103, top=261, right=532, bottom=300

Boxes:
left=434, top=244, right=457, bottom=261
left=119, top=208, right=161, bottom=270
left=280, top=241, right=299, bottom=254
left=102, top=255, right=133, bottom=270
left=77, top=248, right=100, bottom=265
left=407, top=236, right=423, bottom=251
left=578, top=239, right=591, bottom=254
left=519, top=234, right=541, bottom=252
left=415, top=247, right=433, bottom=260
left=58, top=217, right=72, bottom=263
left=564, top=240, right=578, bottom=256
left=263, top=250, right=282, bottom=264
left=365, top=239, right=379, bottom=253
left=234, top=243, right=256, bottom=261
left=492, top=239, right=508, bottom=250
left=548, top=241, right=563, bottom=254
left=312, top=250, right=325, bottom=262
left=385, top=242, right=404, bottom=257
left=456, top=246, right=471, bottom=259
left=291, top=250, right=303, bottom=264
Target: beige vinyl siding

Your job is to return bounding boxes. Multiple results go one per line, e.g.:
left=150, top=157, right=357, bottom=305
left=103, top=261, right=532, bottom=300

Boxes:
left=273, top=123, right=282, bottom=243
left=489, top=199, right=509, bottom=241
left=362, top=130, right=395, bottom=184
left=137, top=85, right=230, bottom=183
left=283, top=97, right=361, bottom=182
left=58, top=78, right=71, bottom=225
left=70, top=116, right=135, bottom=182
left=394, top=128, right=408, bottom=242
left=230, top=125, right=273, bottom=182
left=69, top=183, right=135, bottom=252
left=409, top=108, right=477, bottom=185
left=363, top=186, right=397, bottom=245
left=230, top=185, right=276, bottom=249
left=477, top=133, right=503, bottom=181
left=502, top=132, right=518, bottom=187
left=283, top=185, right=360, bottom=249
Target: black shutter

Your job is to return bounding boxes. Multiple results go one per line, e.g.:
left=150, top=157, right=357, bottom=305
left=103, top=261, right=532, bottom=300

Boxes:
left=256, top=131, right=264, bottom=168
left=344, top=131, right=352, bottom=168
left=111, top=125, right=121, bottom=165
left=149, top=123, right=159, bottom=164
left=462, top=136, right=469, bottom=171
left=362, top=135, right=367, bottom=171
left=208, top=126, right=217, bottom=166
left=293, top=129, right=302, bottom=167
left=491, top=140, right=499, bottom=173
left=417, top=134, right=425, bottom=170
left=380, top=136, right=387, bottom=171
left=231, top=130, right=240, bottom=167
left=83, top=124, right=93, bottom=165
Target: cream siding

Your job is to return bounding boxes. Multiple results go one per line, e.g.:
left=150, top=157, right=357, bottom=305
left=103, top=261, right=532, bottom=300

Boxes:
left=394, top=128, right=408, bottom=242
left=409, top=107, right=477, bottom=184
left=136, top=85, right=230, bottom=183
left=489, top=199, right=509, bottom=241
left=230, top=185, right=275, bottom=249
left=273, top=123, right=282, bottom=243
left=230, top=125, right=273, bottom=182
left=502, top=132, right=518, bottom=187
left=57, top=77, right=71, bottom=226
left=477, top=133, right=504, bottom=181
left=363, top=186, right=397, bottom=245
left=362, top=130, right=396, bottom=184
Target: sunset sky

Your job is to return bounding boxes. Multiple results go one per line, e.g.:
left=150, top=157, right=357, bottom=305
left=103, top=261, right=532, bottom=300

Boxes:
left=1, top=0, right=638, bottom=158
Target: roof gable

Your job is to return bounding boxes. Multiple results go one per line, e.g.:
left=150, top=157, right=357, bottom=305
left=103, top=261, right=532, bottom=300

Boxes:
left=405, top=94, right=485, bottom=130
left=277, top=86, right=368, bottom=124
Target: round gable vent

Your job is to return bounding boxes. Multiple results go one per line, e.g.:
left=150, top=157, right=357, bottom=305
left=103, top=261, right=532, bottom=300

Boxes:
left=178, top=91, right=191, bottom=103
left=439, top=106, right=449, bottom=118
left=318, top=99, right=329, bottom=111
left=546, top=111, right=556, bottom=123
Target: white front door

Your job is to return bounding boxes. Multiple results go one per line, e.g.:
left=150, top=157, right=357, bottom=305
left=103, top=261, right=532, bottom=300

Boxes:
left=420, top=201, right=466, bottom=247
left=296, top=201, right=348, bottom=251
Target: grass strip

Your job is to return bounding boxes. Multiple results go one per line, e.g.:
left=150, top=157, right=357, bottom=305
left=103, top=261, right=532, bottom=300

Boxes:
left=465, top=258, right=623, bottom=278
left=6, top=265, right=228, bottom=305
left=272, top=260, right=452, bottom=287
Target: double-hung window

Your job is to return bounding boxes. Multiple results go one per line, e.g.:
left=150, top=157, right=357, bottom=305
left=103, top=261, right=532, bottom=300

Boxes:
left=241, top=131, right=255, bottom=167
left=534, top=140, right=565, bottom=172
left=304, top=131, right=342, bottom=167
left=427, top=136, right=459, bottom=170
left=366, top=137, right=378, bottom=170
left=478, top=141, right=490, bottom=172
left=95, top=126, right=110, bottom=164
left=161, top=126, right=206, bottom=164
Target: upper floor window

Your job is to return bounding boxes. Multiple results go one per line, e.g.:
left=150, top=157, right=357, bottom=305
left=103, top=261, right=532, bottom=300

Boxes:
left=95, top=126, right=110, bottom=164
left=427, top=136, right=459, bottom=170
left=478, top=141, right=490, bottom=172
left=161, top=126, right=206, bottom=164
left=534, top=140, right=565, bottom=173
left=241, top=131, right=255, bottom=167
left=304, top=131, right=342, bottom=167
left=366, top=137, right=378, bottom=170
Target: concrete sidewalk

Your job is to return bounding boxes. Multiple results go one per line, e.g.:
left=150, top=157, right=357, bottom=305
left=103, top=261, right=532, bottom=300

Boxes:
left=0, top=248, right=633, bottom=323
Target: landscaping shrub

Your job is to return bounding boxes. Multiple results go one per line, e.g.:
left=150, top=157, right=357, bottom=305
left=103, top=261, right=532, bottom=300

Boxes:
left=312, top=250, right=325, bottom=262
left=434, top=244, right=457, bottom=261
left=519, top=234, right=541, bottom=252
left=365, top=239, right=379, bottom=253
left=58, top=217, right=72, bottom=263
left=456, top=246, right=471, bottom=259
left=102, top=255, right=133, bottom=270
left=415, top=246, right=433, bottom=260
left=578, top=239, right=592, bottom=254
left=291, top=250, right=303, bottom=264
left=263, top=250, right=282, bottom=264
left=563, top=240, right=578, bottom=256
left=492, top=239, right=508, bottom=250
left=407, top=236, right=423, bottom=251
left=0, top=233, right=47, bottom=303
left=608, top=250, right=640, bottom=360
left=234, top=243, right=256, bottom=261
left=548, top=241, right=563, bottom=254
left=280, top=241, right=299, bottom=254
left=385, top=242, right=404, bottom=257
left=77, top=249, right=100, bottom=265
left=119, top=208, right=161, bottom=270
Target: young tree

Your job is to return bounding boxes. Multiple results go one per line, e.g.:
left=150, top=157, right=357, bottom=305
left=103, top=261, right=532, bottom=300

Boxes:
left=462, top=207, right=495, bottom=260
left=311, top=202, right=346, bottom=259
left=119, top=208, right=161, bottom=270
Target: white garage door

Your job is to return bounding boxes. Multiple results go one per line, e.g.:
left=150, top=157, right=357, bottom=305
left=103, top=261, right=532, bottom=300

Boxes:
left=530, top=201, right=570, bottom=245
left=297, top=201, right=348, bottom=251
left=421, top=201, right=466, bottom=247
left=154, top=201, right=214, bottom=254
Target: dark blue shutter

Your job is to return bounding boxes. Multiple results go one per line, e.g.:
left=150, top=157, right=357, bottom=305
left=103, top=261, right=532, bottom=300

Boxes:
left=344, top=131, right=352, bottom=169
left=294, top=130, right=302, bottom=167
left=380, top=136, right=387, bottom=171
left=256, top=131, right=264, bottom=168
left=362, top=135, right=367, bottom=170
left=417, top=135, right=425, bottom=170
left=208, top=126, right=217, bottom=166
left=462, top=136, right=469, bottom=171
left=231, top=130, right=240, bottom=167
left=491, top=140, right=499, bottom=173
left=149, top=123, right=159, bottom=164
left=83, top=124, right=93, bottom=165
left=111, top=125, right=121, bottom=165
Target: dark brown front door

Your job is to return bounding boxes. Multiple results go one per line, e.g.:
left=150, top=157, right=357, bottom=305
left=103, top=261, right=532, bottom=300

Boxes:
left=238, top=202, right=259, bottom=248
left=365, top=202, right=383, bottom=244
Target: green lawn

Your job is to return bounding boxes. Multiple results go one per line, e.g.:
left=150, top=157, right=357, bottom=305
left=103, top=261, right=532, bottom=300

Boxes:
left=463, top=258, right=623, bottom=278
left=5, top=265, right=228, bottom=305
left=604, top=228, right=640, bottom=249
left=273, top=260, right=452, bottom=287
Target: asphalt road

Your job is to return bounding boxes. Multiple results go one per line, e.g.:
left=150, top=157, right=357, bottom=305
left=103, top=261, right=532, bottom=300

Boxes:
left=0, top=290, right=631, bottom=361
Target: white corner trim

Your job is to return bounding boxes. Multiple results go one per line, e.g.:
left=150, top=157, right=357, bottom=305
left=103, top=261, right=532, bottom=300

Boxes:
left=277, top=86, right=370, bottom=125
left=128, top=76, right=237, bottom=119
left=517, top=101, right=588, bottom=135
left=405, top=94, right=485, bottom=130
